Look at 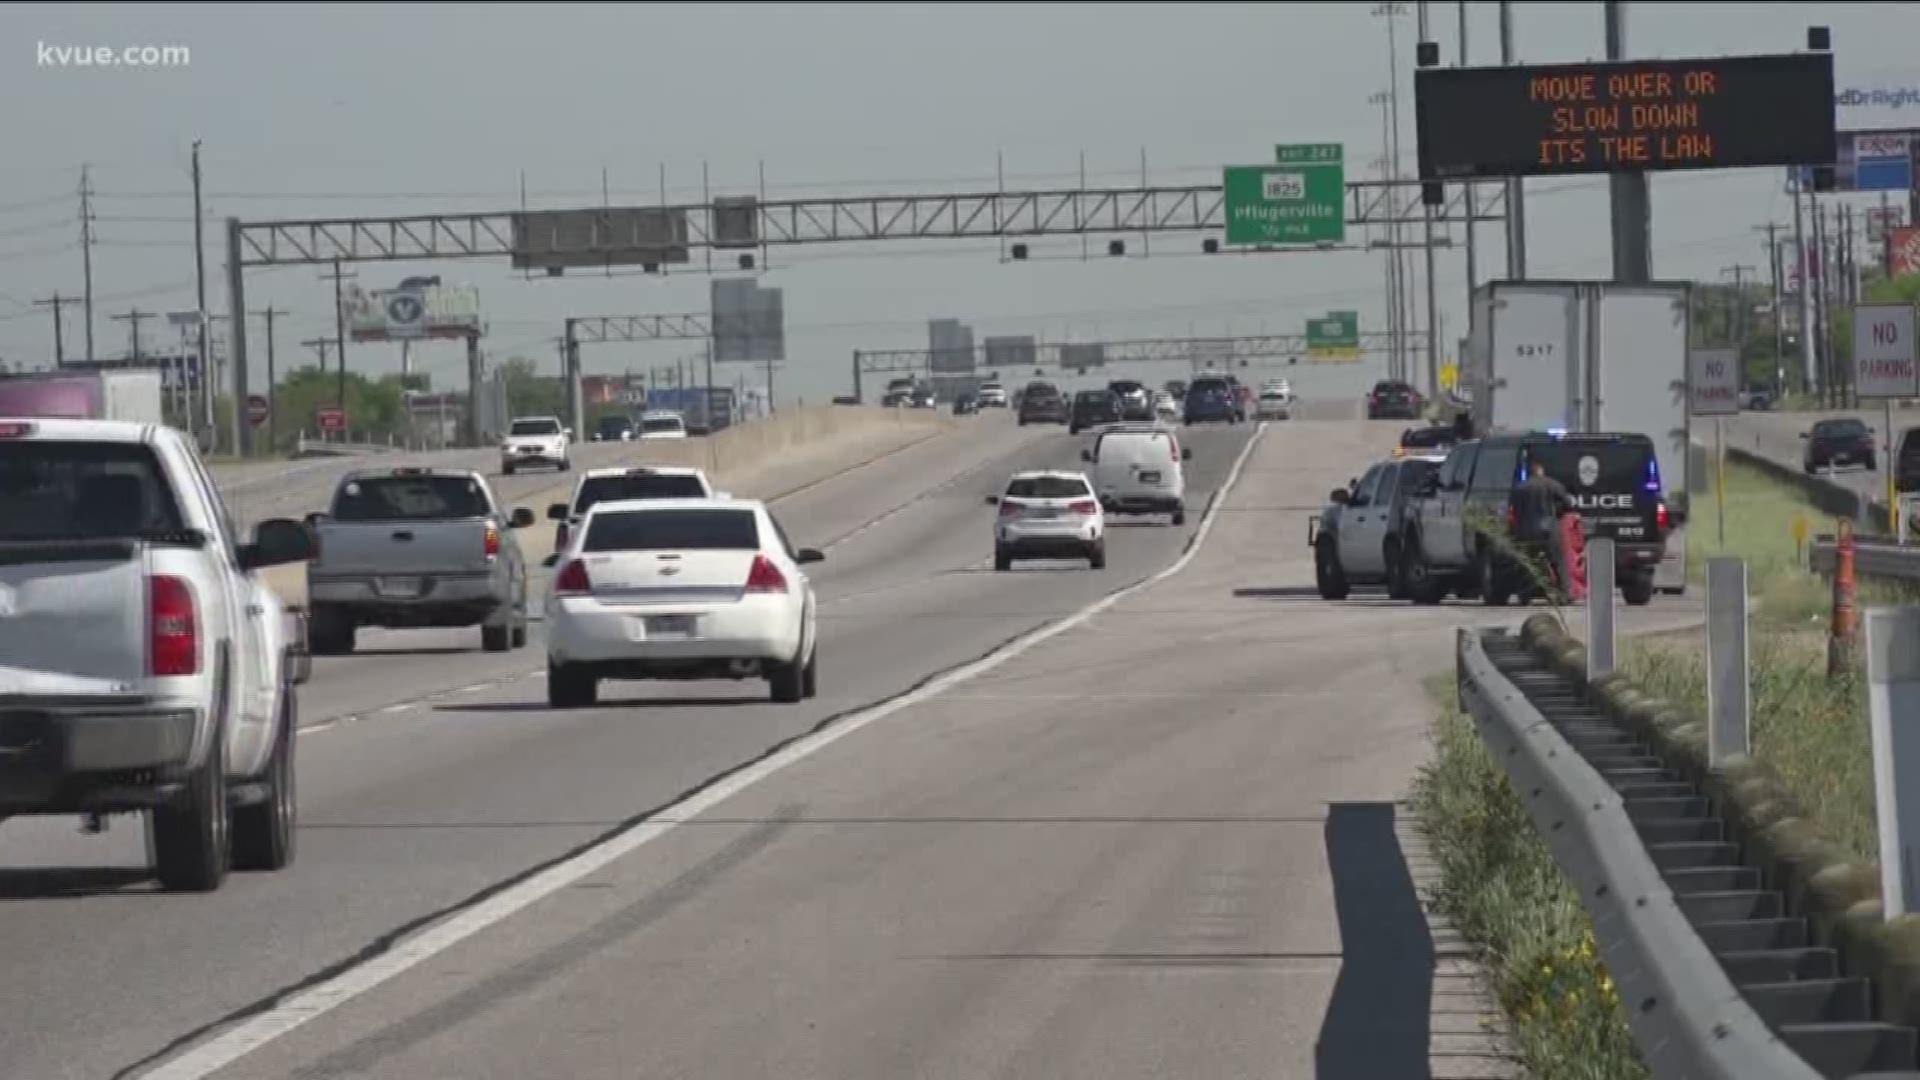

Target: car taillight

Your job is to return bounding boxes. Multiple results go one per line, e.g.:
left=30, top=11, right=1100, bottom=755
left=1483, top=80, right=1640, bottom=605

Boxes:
left=1506, top=505, right=1518, bottom=532
left=745, top=554, right=788, bottom=593
left=1169, top=438, right=1180, bottom=461
left=999, top=500, right=1022, bottom=517
left=1068, top=500, right=1098, bottom=515
left=1657, top=502, right=1670, bottom=531
left=484, top=523, right=501, bottom=560
left=149, top=574, right=198, bottom=677
left=553, top=559, right=591, bottom=595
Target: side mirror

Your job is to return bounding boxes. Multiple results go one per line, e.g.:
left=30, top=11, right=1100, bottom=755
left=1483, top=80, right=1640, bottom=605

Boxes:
left=985, top=495, right=1000, bottom=505
left=541, top=553, right=560, bottom=569
left=302, top=511, right=329, bottom=529
left=1080, top=449, right=1093, bottom=462
left=1329, top=488, right=1350, bottom=505
left=1800, top=432, right=1810, bottom=439
left=562, top=428, right=574, bottom=439
left=240, top=518, right=316, bottom=571
left=1181, top=447, right=1193, bottom=461
left=509, top=507, right=536, bottom=529
left=548, top=502, right=570, bottom=521
left=796, top=548, right=825, bottom=565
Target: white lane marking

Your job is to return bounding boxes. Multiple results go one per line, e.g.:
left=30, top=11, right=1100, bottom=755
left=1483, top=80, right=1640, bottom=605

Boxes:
left=141, top=429, right=1265, bottom=1080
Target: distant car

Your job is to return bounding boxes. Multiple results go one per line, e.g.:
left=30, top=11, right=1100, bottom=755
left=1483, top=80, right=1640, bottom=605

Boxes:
left=1261, top=378, right=1294, bottom=401
left=547, top=465, right=721, bottom=554
left=953, top=394, right=979, bottom=416
left=1183, top=376, right=1241, bottom=425
left=1366, top=381, right=1423, bottom=420
left=1084, top=423, right=1189, bottom=525
left=1255, top=388, right=1292, bottom=420
left=1152, top=389, right=1180, bottom=422
left=639, top=411, right=689, bottom=440
left=1803, top=417, right=1877, bottom=473
left=1107, top=379, right=1153, bottom=421
left=978, top=383, right=1008, bottom=408
left=1395, top=424, right=1458, bottom=460
left=911, top=388, right=938, bottom=409
left=1018, top=381, right=1068, bottom=425
left=988, top=470, right=1107, bottom=570
left=545, top=497, right=824, bottom=706
left=882, top=390, right=912, bottom=407
left=593, top=414, right=636, bottom=442
left=501, top=415, right=572, bottom=474
left=1164, top=379, right=1188, bottom=402
left=1069, top=389, right=1121, bottom=434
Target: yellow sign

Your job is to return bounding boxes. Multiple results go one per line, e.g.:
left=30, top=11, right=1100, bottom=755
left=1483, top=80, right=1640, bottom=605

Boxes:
left=1439, top=362, right=1459, bottom=391
left=1305, top=347, right=1361, bottom=362
left=1791, top=513, right=1810, bottom=549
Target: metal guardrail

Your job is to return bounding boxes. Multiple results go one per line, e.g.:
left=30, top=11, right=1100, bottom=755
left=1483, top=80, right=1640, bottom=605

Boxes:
left=1809, top=536, right=1920, bottom=581
left=1456, top=626, right=1824, bottom=1080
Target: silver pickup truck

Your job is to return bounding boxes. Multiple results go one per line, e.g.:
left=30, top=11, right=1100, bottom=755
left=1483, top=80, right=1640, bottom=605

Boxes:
left=304, top=467, right=535, bottom=655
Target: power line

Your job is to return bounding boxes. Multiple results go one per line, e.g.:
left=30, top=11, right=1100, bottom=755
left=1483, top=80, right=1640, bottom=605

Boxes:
left=32, top=294, right=80, bottom=364
left=109, top=307, right=154, bottom=361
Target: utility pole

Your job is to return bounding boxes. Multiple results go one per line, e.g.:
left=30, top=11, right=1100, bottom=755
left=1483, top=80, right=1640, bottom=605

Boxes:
left=33, top=294, right=79, bottom=364
left=302, top=337, right=335, bottom=368
left=111, top=309, right=153, bottom=361
left=1720, top=265, right=1757, bottom=372
left=1792, top=176, right=1816, bottom=396
left=1416, top=0, right=1441, bottom=399
left=1457, top=0, right=1477, bottom=307
left=1812, top=200, right=1832, bottom=406
left=1498, top=0, right=1526, bottom=278
left=253, top=307, right=287, bottom=450
left=1370, top=90, right=1402, bottom=381
left=1604, top=1, right=1652, bottom=284
left=319, top=260, right=354, bottom=410
left=191, top=140, right=213, bottom=444
left=1759, top=222, right=1787, bottom=391
left=78, top=164, right=96, bottom=361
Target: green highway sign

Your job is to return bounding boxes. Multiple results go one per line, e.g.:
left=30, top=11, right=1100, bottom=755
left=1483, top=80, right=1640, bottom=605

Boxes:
left=1223, top=144, right=1346, bottom=246
left=1306, top=310, right=1360, bottom=362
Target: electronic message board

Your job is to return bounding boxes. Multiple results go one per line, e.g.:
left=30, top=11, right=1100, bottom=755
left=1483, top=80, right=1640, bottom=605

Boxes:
left=1415, top=52, right=1836, bottom=180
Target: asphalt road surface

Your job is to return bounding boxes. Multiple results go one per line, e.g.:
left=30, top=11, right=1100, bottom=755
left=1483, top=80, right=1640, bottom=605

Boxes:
left=0, top=411, right=1256, bottom=1080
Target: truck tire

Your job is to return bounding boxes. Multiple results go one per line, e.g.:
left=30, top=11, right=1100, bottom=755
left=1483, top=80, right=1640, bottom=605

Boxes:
left=232, top=687, right=296, bottom=872
left=548, top=661, right=597, bottom=708
left=1405, top=539, right=1446, bottom=606
left=1479, top=547, right=1512, bottom=607
left=1315, top=538, right=1350, bottom=601
left=481, top=622, right=511, bottom=653
left=768, top=655, right=805, bottom=703
left=309, top=605, right=354, bottom=656
left=151, top=722, right=230, bottom=893
left=1384, top=539, right=1409, bottom=600
left=1622, top=571, right=1656, bottom=607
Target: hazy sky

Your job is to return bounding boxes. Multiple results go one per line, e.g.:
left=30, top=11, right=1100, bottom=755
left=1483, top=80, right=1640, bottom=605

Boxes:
left=2, top=1, right=1919, bottom=405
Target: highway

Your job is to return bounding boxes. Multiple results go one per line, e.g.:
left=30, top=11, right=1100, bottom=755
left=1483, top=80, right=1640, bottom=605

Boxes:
left=0, top=407, right=1715, bottom=1080
left=1722, top=406, right=1920, bottom=510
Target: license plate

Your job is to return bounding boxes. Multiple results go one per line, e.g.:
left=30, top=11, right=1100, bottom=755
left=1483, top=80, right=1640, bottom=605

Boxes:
left=1138, top=470, right=1161, bottom=483
left=376, top=576, right=422, bottom=598
left=1028, top=507, right=1061, bottom=518
left=645, top=614, right=696, bottom=637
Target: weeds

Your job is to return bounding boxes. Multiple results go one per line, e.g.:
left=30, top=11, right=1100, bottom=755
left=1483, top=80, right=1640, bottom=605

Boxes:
left=1412, top=677, right=1649, bottom=1080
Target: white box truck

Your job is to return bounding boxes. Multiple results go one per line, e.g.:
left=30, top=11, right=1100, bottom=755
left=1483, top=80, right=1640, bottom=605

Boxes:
left=1467, top=279, right=1693, bottom=593
left=0, top=368, right=165, bottom=425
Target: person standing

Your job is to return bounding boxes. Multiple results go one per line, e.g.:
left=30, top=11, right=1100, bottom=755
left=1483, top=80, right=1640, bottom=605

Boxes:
left=1511, top=458, right=1575, bottom=596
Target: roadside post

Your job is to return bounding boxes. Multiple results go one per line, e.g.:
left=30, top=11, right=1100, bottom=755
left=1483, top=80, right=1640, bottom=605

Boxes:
left=1852, top=301, right=1918, bottom=537
left=1586, top=537, right=1616, bottom=678
left=1688, top=346, right=1740, bottom=551
left=1706, top=558, right=1751, bottom=767
left=1866, top=606, right=1920, bottom=917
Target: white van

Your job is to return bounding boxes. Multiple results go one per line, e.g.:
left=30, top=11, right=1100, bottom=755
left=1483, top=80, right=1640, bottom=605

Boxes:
left=1082, top=423, right=1190, bottom=525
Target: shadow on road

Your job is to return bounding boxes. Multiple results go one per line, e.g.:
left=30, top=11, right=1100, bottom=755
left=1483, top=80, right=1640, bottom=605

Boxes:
left=436, top=696, right=769, bottom=714
left=0, top=866, right=152, bottom=900
left=1315, top=801, right=1433, bottom=1080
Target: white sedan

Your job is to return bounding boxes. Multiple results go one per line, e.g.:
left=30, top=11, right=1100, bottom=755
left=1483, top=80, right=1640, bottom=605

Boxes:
left=639, top=411, right=689, bottom=439
left=545, top=497, right=822, bottom=706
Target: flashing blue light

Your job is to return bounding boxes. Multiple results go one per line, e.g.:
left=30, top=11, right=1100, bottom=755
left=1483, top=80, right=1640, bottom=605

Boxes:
left=1546, top=427, right=1568, bottom=438
left=1644, top=455, right=1662, bottom=492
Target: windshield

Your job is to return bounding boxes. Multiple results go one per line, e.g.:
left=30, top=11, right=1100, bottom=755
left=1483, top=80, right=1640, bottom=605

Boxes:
left=583, top=508, right=760, bottom=552
left=1401, top=427, right=1456, bottom=448
left=1815, top=419, right=1869, bottom=438
left=1189, top=380, right=1231, bottom=398
left=510, top=419, right=561, bottom=436
left=0, top=441, right=187, bottom=541
left=1075, top=391, right=1113, bottom=404
left=597, top=417, right=632, bottom=433
left=1006, top=476, right=1091, bottom=499
left=331, top=475, right=491, bottom=521
left=1524, top=441, right=1660, bottom=494
left=641, top=416, right=685, bottom=434
left=573, top=473, right=708, bottom=513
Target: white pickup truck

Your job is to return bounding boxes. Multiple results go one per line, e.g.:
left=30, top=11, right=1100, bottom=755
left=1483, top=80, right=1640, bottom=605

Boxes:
left=0, top=417, right=315, bottom=892
left=500, top=415, right=572, bottom=474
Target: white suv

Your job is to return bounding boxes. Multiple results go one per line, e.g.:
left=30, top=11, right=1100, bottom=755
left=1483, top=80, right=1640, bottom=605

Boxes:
left=545, top=465, right=722, bottom=555
left=987, top=470, right=1106, bottom=570
left=501, top=416, right=571, bottom=474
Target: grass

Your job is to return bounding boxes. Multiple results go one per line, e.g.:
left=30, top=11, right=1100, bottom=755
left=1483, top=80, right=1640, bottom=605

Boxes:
left=1619, top=456, right=1892, bottom=865
left=1412, top=676, right=1649, bottom=1080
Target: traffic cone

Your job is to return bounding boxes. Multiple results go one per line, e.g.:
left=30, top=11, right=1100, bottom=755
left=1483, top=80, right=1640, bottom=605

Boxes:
left=1829, top=518, right=1858, bottom=678
left=1561, top=513, right=1588, bottom=602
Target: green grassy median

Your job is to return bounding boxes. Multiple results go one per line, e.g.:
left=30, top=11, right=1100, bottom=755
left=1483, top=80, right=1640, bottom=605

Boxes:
left=1412, top=676, right=1648, bottom=1080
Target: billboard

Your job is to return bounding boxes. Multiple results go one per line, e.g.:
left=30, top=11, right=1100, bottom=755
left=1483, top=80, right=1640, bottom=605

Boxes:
left=1792, top=128, right=1920, bottom=192
left=510, top=207, right=691, bottom=270
left=983, top=335, right=1037, bottom=374
left=711, top=278, right=785, bottom=363
left=711, top=197, right=759, bottom=249
left=928, top=319, right=976, bottom=375
left=343, top=283, right=481, bottom=342
left=1059, top=342, right=1105, bottom=372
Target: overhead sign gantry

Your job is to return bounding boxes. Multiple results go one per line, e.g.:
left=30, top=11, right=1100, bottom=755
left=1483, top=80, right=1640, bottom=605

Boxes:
left=222, top=176, right=1507, bottom=453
